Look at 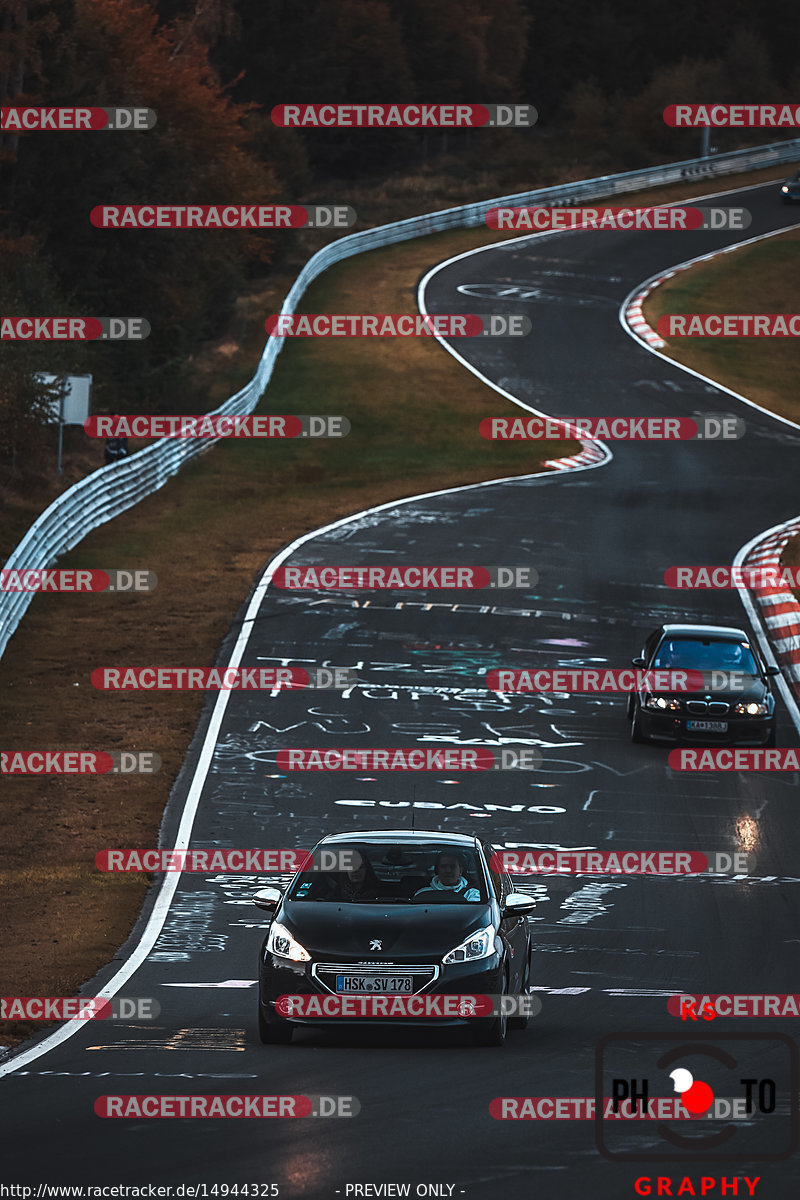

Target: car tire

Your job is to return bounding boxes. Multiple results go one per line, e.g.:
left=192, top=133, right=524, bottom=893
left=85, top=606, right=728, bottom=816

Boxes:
left=630, top=704, right=645, bottom=743
left=626, top=694, right=635, bottom=720
left=474, top=967, right=509, bottom=1046
left=509, top=951, right=531, bottom=1031
left=764, top=725, right=777, bottom=748
left=258, top=994, right=293, bottom=1044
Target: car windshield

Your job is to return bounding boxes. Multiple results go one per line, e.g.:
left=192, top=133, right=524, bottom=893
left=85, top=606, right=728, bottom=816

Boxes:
left=286, top=841, right=487, bottom=904
left=652, top=638, right=759, bottom=675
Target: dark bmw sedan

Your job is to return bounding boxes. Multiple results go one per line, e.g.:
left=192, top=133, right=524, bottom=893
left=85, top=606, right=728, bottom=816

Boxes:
left=254, top=830, right=535, bottom=1046
left=628, top=623, right=779, bottom=746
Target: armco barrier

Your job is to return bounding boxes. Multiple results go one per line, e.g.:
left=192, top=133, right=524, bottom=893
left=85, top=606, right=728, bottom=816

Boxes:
left=2, top=137, right=800, bottom=659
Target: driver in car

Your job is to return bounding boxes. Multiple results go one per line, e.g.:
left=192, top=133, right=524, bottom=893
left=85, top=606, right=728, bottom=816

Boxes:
left=414, top=851, right=480, bottom=901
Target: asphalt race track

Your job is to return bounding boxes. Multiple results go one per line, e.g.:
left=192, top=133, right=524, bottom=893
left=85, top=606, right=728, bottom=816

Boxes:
left=4, top=178, right=800, bottom=1198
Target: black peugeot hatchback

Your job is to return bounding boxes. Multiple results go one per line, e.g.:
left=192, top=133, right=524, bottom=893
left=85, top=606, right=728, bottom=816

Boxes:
left=253, top=830, right=535, bottom=1046
left=628, top=623, right=779, bottom=746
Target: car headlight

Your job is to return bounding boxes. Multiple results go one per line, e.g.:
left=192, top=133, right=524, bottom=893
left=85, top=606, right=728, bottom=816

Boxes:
left=782, top=185, right=789, bottom=192
left=734, top=701, right=769, bottom=716
left=645, top=695, right=681, bottom=711
left=442, top=925, right=498, bottom=964
left=266, top=921, right=311, bottom=962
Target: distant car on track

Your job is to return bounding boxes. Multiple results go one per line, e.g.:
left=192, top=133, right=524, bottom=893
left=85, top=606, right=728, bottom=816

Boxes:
left=627, top=623, right=779, bottom=746
left=780, top=170, right=800, bottom=203
left=254, top=829, right=535, bottom=1046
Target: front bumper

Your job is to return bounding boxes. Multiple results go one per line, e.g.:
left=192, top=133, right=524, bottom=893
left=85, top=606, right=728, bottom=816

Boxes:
left=638, top=708, right=774, bottom=746
left=260, top=953, right=505, bottom=1027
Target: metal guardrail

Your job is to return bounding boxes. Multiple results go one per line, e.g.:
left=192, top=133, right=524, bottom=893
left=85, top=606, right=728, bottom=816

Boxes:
left=3, top=136, right=800, bottom=658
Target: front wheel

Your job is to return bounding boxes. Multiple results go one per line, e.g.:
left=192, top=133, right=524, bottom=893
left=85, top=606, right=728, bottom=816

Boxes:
left=764, top=725, right=777, bottom=748
left=630, top=704, right=645, bottom=743
left=509, top=952, right=531, bottom=1031
left=474, top=968, right=509, bottom=1046
left=258, top=993, right=293, bottom=1044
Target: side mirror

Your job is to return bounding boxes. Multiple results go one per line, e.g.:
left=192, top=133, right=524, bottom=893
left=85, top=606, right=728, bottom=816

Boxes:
left=252, top=886, right=282, bottom=912
left=502, top=893, right=537, bottom=917
left=766, top=665, right=781, bottom=676
left=631, top=656, right=646, bottom=668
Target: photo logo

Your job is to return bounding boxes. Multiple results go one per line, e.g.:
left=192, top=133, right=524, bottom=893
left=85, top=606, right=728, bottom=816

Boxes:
left=595, top=1031, right=798, bottom=1161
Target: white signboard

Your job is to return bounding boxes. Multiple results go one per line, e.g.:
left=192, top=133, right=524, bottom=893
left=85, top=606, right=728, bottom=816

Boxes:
left=34, top=373, right=92, bottom=425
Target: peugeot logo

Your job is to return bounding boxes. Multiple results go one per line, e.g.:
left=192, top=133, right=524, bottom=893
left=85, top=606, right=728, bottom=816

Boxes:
left=370, top=939, right=382, bottom=950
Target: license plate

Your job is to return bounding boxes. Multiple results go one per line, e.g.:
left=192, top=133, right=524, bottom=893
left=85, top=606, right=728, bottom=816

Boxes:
left=687, top=720, right=728, bottom=732
left=336, top=975, right=414, bottom=993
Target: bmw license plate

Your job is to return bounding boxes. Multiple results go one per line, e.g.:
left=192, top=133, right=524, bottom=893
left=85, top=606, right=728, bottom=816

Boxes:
left=687, top=720, right=727, bottom=732
left=336, top=975, right=413, bottom=993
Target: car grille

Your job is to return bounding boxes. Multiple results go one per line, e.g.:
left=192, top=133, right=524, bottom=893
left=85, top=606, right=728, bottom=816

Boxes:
left=686, top=701, right=729, bottom=715
left=312, top=963, right=439, bottom=995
